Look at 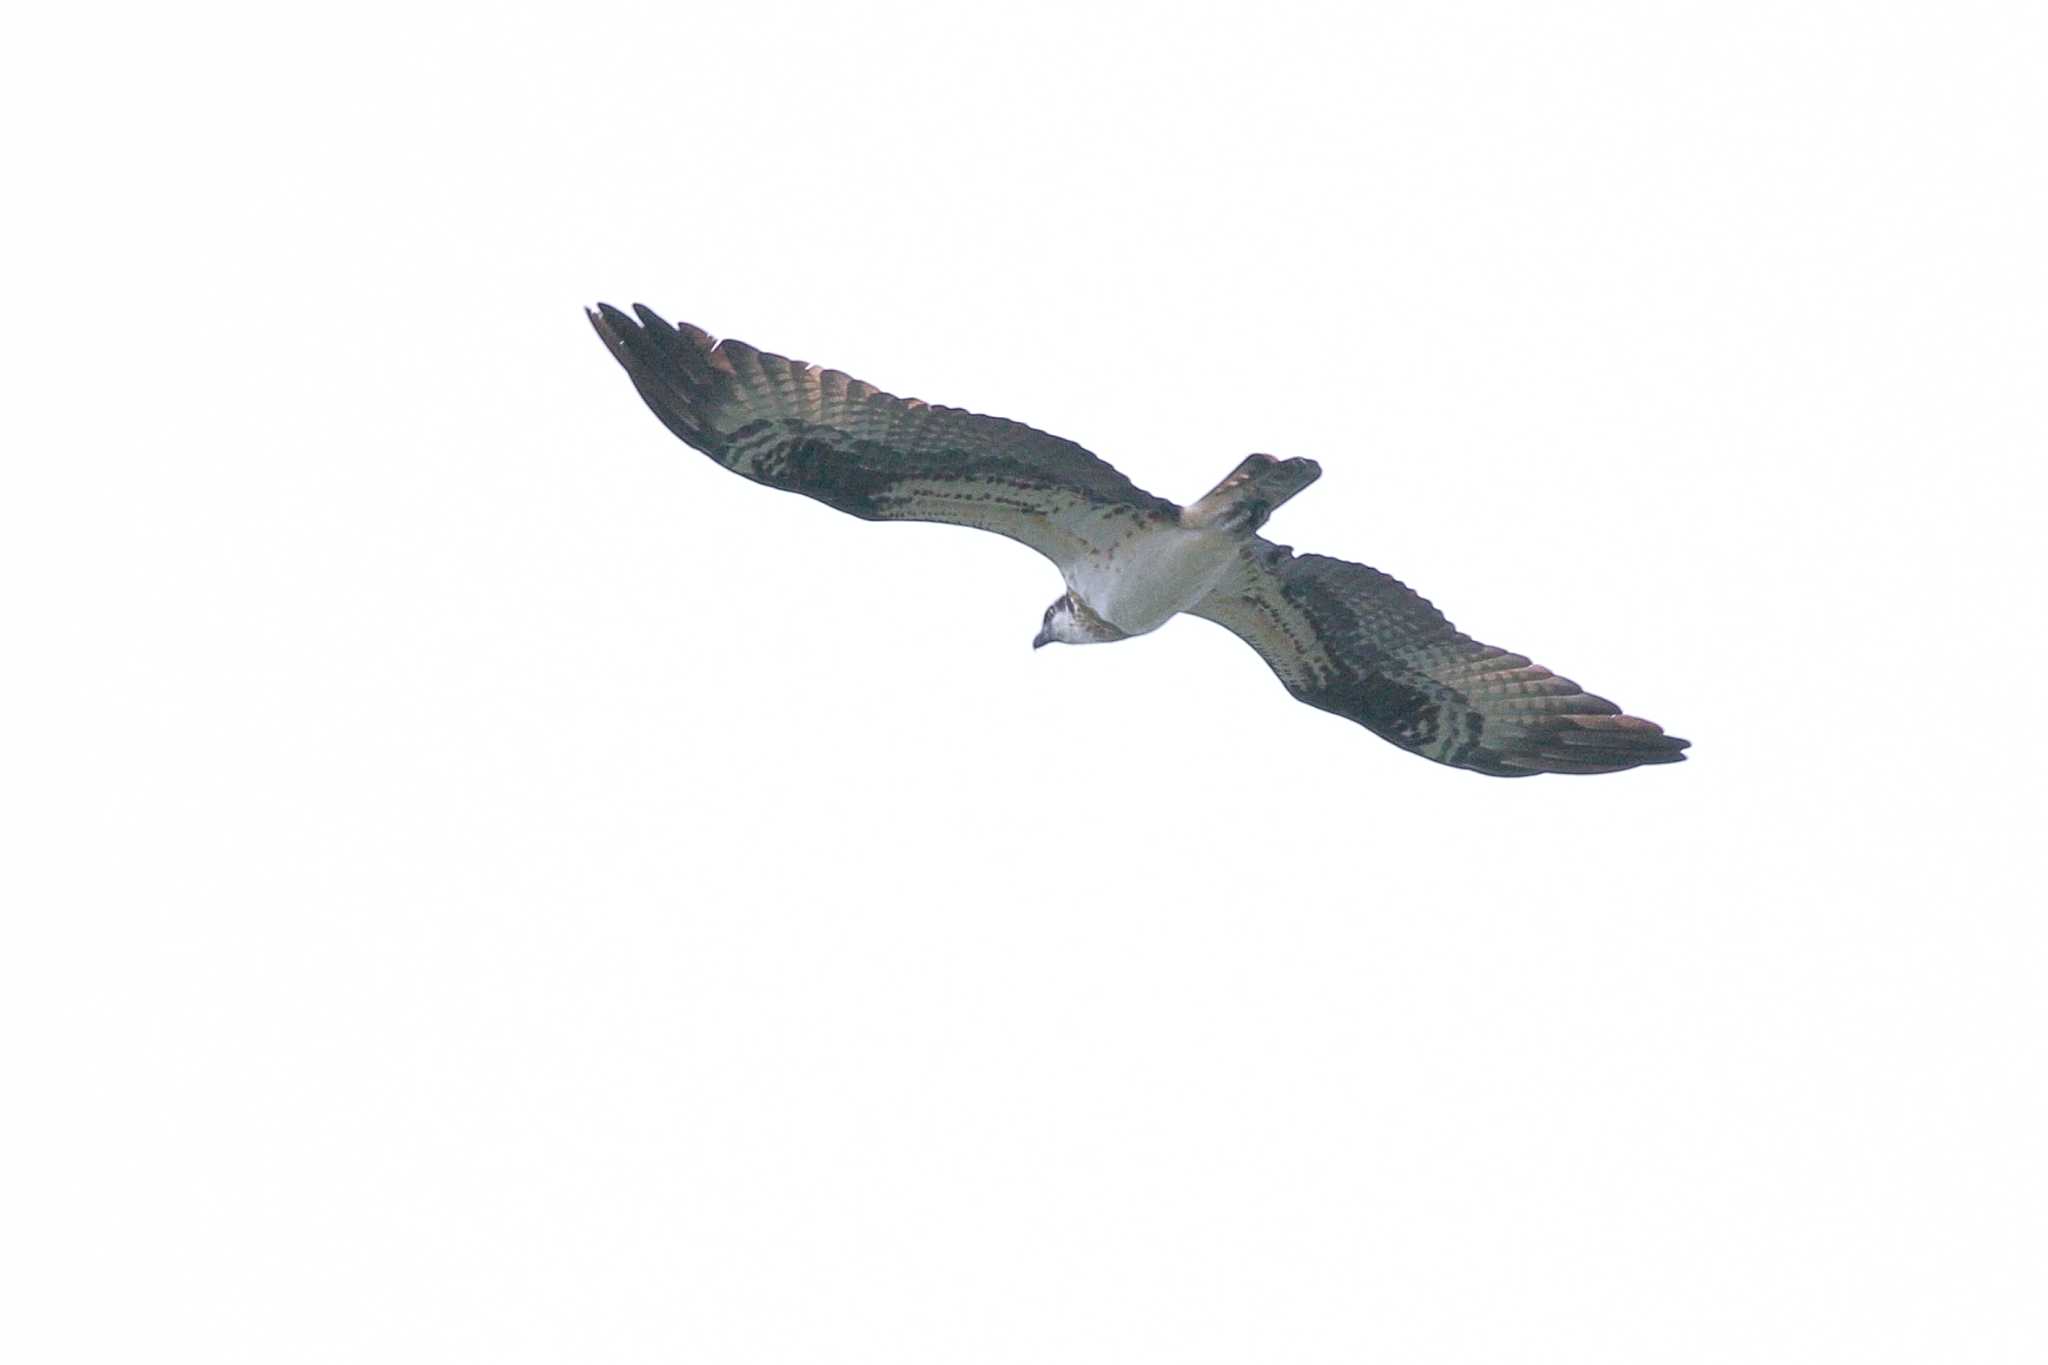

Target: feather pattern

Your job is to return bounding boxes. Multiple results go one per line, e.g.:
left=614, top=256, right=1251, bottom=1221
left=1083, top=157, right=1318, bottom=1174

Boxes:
left=1193, top=546, right=1689, bottom=775
left=587, top=303, right=1179, bottom=568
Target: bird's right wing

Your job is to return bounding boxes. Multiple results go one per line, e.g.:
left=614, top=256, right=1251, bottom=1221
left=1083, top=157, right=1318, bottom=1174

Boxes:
left=589, top=304, right=1181, bottom=569
left=1192, top=545, right=1689, bottom=776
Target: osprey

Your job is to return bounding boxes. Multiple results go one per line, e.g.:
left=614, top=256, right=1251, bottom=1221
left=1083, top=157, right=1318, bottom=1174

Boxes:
left=589, top=304, right=1688, bottom=777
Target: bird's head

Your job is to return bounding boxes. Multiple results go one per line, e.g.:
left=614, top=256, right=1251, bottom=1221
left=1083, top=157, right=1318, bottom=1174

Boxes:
left=1032, top=593, right=1083, bottom=649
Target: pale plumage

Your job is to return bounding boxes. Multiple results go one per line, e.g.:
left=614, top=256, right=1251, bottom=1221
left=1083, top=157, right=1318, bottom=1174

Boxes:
left=589, top=304, right=1688, bottom=777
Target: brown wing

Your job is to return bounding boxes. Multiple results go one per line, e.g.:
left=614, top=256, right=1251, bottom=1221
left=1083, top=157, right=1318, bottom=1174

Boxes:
left=1192, top=545, right=1689, bottom=776
left=588, top=304, right=1179, bottom=568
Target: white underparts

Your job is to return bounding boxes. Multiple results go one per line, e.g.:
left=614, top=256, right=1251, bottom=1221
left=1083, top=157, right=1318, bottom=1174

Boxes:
left=1065, top=526, right=1243, bottom=636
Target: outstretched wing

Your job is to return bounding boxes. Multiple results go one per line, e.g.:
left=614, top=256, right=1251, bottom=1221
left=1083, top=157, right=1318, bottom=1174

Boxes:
left=1192, top=546, right=1689, bottom=776
left=589, top=304, right=1180, bottom=568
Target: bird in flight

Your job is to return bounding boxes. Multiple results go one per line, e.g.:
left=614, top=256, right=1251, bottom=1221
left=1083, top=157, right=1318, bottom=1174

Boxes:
left=588, top=304, right=1688, bottom=776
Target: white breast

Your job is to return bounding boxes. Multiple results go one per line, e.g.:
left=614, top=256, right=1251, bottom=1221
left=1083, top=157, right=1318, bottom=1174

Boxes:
left=1068, top=526, right=1240, bottom=636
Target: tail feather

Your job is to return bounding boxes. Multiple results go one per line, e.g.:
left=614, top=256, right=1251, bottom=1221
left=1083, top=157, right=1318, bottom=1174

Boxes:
left=1183, top=453, right=1322, bottom=532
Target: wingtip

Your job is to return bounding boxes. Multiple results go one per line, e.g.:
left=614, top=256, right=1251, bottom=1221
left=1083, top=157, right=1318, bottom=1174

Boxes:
left=590, top=301, right=680, bottom=331
left=1482, top=711, right=1693, bottom=775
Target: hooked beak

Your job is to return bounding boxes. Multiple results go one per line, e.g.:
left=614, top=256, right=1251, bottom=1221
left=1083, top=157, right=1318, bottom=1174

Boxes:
left=1032, top=627, right=1052, bottom=650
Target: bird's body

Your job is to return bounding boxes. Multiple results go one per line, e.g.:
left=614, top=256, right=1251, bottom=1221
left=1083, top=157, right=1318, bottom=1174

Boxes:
left=589, top=304, right=1689, bottom=777
left=1070, top=523, right=1242, bottom=637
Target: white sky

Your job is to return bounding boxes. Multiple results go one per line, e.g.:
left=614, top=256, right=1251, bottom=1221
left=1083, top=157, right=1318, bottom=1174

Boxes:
left=8, top=2, right=2045, bottom=1361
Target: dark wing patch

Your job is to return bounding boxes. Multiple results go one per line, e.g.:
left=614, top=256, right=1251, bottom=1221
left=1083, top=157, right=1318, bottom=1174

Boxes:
left=1193, top=547, right=1689, bottom=776
left=588, top=304, right=1179, bottom=567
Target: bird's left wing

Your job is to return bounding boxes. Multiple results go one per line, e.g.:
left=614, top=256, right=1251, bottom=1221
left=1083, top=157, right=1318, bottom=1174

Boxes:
left=1192, top=544, right=1689, bottom=776
left=589, top=304, right=1180, bottom=569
